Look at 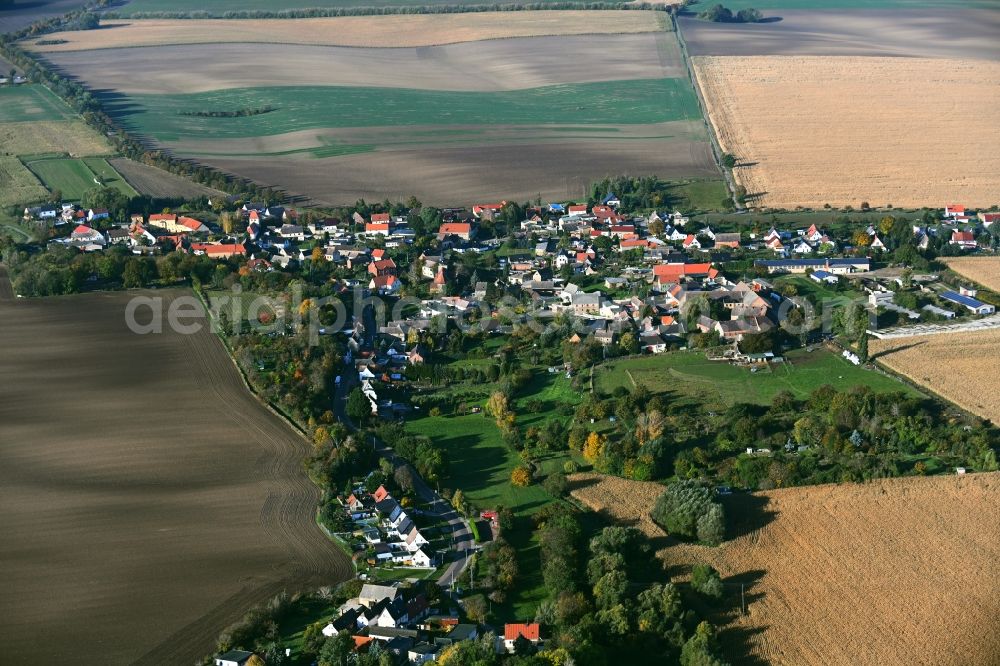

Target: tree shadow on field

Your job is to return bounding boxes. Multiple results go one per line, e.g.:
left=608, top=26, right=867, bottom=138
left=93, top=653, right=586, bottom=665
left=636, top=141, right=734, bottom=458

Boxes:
left=721, top=493, right=776, bottom=541
left=720, top=624, right=771, bottom=666
left=870, top=339, right=925, bottom=361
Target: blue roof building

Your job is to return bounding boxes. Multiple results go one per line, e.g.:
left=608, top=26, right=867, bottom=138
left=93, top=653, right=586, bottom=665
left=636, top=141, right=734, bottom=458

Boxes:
left=940, top=291, right=996, bottom=315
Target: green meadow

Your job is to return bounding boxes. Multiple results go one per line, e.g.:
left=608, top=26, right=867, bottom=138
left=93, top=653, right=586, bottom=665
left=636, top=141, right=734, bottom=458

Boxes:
left=0, top=85, right=75, bottom=123
left=595, top=348, right=919, bottom=408
left=26, top=157, right=137, bottom=200
left=113, top=79, right=702, bottom=142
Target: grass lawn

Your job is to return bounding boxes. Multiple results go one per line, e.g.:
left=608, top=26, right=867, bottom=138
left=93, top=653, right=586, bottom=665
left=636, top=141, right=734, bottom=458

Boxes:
left=116, top=79, right=702, bottom=141
left=0, top=85, right=75, bottom=123
left=771, top=274, right=863, bottom=303
left=669, top=178, right=731, bottom=212
left=407, top=366, right=586, bottom=619
left=26, top=157, right=136, bottom=199
left=83, top=157, right=140, bottom=196
left=272, top=596, right=340, bottom=665
left=595, top=347, right=920, bottom=409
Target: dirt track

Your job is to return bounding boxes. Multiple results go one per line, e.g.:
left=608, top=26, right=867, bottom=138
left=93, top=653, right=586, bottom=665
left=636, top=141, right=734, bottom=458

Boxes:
left=0, top=287, right=352, bottom=665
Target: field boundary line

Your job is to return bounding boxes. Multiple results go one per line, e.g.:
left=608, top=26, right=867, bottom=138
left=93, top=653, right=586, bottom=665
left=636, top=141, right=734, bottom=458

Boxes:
left=674, top=15, right=739, bottom=209
left=191, top=286, right=309, bottom=438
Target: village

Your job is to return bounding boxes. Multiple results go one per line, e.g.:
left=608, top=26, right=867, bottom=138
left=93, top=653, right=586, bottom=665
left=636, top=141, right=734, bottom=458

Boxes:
left=23, top=196, right=999, bottom=354
left=15, top=193, right=1000, bottom=666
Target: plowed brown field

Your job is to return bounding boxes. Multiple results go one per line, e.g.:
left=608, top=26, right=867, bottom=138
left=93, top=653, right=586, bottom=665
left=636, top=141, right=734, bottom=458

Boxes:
left=0, top=287, right=352, bottom=665
left=693, top=56, right=1000, bottom=209
left=570, top=472, right=1000, bottom=666
left=871, top=329, right=1000, bottom=423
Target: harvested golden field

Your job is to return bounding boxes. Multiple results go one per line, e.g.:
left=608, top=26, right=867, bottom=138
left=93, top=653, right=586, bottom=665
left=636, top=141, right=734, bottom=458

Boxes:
left=871, top=329, right=1000, bottom=423
left=28, top=10, right=666, bottom=51
left=570, top=472, right=665, bottom=533
left=0, top=119, right=112, bottom=157
left=944, top=256, right=1000, bottom=293
left=693, top=56, right=1000, bottom=209
left=571, top=472, right=1000, bottom=666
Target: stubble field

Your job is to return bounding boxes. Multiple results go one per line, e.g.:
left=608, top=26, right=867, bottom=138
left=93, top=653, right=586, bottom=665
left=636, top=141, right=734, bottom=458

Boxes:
left=571, top=472, right=1000, bottom=666
left=693, top=56, right=1000, bottom=209
left=943, top=256, right=1000, bottom=293
left=0, top=155, right=48, bottom=205
left=871, top=329, right=1000, bottom=423
left=34, top=12, right=721, bottom=205
left=29, top=11, right=667, bottom=51
left=0, top=288, right=353, bottom=665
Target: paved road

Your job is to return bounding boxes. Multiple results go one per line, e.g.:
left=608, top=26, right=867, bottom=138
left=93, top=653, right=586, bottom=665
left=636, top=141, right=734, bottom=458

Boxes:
left=870, top=313, right=1000, bottom=339
left=334, top=306, right=475, bottom=589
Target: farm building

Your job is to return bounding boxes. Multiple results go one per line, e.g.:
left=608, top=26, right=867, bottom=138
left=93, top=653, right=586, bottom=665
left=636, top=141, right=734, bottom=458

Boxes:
left=810, top=270, right=839, bottom=284
left=754, top=258, right=870, bottom=275
left=939, top=290, right=995, bottom=315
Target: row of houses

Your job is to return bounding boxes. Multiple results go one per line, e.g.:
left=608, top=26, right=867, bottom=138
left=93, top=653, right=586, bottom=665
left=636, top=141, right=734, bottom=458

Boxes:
left=346, top=485, right=434, bottom=568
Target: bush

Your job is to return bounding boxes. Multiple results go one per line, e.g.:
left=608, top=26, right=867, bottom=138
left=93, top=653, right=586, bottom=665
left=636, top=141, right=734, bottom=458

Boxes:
left=511, top=466, right=532, bottom=487
left=690, top=564, right=724, bottom=600
left=650, top=480, right=726, bottom=545
left=543, top=472, right=568, bottom=497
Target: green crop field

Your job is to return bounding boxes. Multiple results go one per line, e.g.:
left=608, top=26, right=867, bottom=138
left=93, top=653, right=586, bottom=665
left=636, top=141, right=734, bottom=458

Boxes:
left=114, top=79, right=702, bottom=142
left=26, top=157, right=136, bottom=200
left=596, top=348, right=920, bottom=408
left=0, top=85, right=75, bottom=123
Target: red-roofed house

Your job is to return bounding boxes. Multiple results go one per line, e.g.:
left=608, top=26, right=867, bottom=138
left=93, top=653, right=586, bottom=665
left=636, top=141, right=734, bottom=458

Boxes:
left=365, top=222, right=390, bottom=235
left=978, top=212, right=1000, bottom=227
left=190, top=242, right=246, bottom=258
left=438, top=222, right=472, bottom=241
left=653, top=262, right=713, bottom=285
left=682, top=234, right=701, bottom=250
left=431, top=266, right=447, bottom=294
left=944, top=204, right=965, bottom=219
left=472, top=202, right=505, bottom=218
left=503, top=624, right=541, bottom=652
left=369, top=259, right=397, bottom=277
left=567, top=204, right=588, bottom=216
left=149, top=213, right=177, bottom=228
left=373, top=485, right=390, bottom=503
left=178, top=216, right=209, bottom=233
left=949, top=230, right=977, bottom=249
left=369, top=274, right=400, bottom=295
